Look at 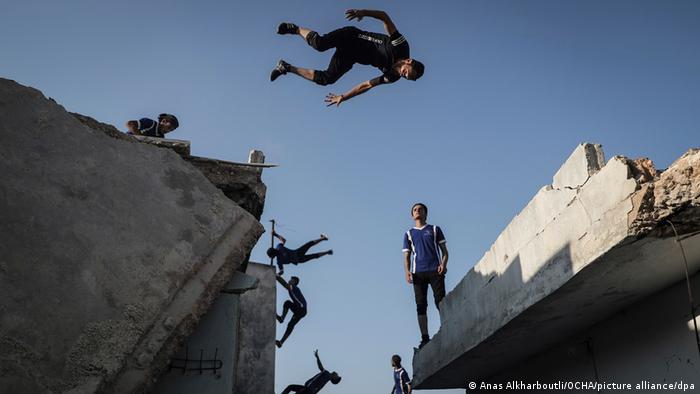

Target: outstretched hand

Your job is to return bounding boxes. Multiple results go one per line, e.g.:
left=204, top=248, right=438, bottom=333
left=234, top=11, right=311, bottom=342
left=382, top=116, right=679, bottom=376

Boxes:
left=345, top=9, right=364, bottom=22
left=325, top=93, right=343, bottom=107
left=314, top=349, right=319, bottom=357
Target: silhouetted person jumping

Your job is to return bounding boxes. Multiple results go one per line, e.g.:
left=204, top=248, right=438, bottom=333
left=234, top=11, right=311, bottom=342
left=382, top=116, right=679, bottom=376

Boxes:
left=267, top=231, right=332, bottom=275
left=281, top=350, right=341, bottom=394
left=276, top=274, right=307, bottom=348
left=270, top=9, right=425, bottom=107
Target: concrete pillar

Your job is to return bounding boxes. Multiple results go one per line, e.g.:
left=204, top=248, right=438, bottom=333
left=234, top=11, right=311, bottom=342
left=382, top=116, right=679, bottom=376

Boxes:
left=248, top=150, right=265, bottom=164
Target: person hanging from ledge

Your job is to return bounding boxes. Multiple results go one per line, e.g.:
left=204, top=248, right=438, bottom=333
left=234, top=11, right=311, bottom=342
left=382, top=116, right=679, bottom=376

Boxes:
left=281, top=349, right=342, bottom=394
left=269, top=8, right=425, bottom=107
left=125, top=113, right=179, bottom=138
left=402, top=202, right=449, bottom=349
left=267, top=230, right=332, bottom=276
left=390, top=354, right=412, bottom=394
left=275, top=274, right=307, bottom=348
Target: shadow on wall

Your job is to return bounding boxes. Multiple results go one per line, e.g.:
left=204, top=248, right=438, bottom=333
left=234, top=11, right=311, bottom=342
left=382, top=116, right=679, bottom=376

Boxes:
left=422, top=242, right=575, bottom=388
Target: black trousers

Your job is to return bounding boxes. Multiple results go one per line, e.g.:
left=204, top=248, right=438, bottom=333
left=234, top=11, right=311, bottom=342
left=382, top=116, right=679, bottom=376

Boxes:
left=293, top=240, right=325, bottom=263
left=282, top=384, right=309, bottom=394
left=306, top=26, right=363, bottom=86
left=280, top=301, right=307, bottom=342
left=413, top=271, right=446, bottom=315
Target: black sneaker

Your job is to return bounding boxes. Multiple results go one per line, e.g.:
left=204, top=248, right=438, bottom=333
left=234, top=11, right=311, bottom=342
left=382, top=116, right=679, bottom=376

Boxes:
left=277, top=22, right=299, bottom=35
left=276, top=314, right=283, bottom=323
left=270, top=59, right=290, bottom=82
left=276, top=340, right=283, bottom=348
left=419, top=337, right=430, bottom=349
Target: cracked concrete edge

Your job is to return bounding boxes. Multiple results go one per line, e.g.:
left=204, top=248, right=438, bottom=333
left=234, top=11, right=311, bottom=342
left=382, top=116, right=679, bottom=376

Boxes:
left=220, top=271, right=260, bottom=294
left=417, top=146, right=700, bottom=387
left=104, top=212, right=264, bottom=394
left=552, top=143, right=605, bottom=190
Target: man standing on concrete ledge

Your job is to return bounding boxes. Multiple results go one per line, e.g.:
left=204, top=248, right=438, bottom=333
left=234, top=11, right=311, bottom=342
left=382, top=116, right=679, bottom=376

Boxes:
left=403, top=203, right=448, bottom=348
left=281, top=350, right=341, bottom=393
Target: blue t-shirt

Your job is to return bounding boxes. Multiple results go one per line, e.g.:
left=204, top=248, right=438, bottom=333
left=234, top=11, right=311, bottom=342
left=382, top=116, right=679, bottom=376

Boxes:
left=393, top=367, right=411, bottom=394
left=305, top=370, right=330, bottom=393
left=403, top=224, right=446, bottom=273
left=137, top=118, right=164, bottom=138
left=289, top=284, right=307, bottom=309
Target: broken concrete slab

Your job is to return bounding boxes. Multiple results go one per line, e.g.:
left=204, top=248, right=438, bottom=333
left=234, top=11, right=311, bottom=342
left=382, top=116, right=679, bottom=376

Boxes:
left=412, top=144, right=700, bottom=389
left=185, top=157, right=267, bottom=221
left=131, top=135, right=191, bottom=157
left=552, top=143, right=605, bottom=189
left=0, top=78, right=264, bottom=393
left=70, top=113, right=269, bottom=221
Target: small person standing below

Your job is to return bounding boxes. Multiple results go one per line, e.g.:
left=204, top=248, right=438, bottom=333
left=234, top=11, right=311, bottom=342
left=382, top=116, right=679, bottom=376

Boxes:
left=267, top=231, right=333, bottom=275
left=281, top=350, right=341, bottom=394
left=402, top=203, right=449, bottom=348
left=275, top=274, right=307, bottom=348
left=390, top=354, right=412, bottom=394
left=125, top=113, right=179, bottom=138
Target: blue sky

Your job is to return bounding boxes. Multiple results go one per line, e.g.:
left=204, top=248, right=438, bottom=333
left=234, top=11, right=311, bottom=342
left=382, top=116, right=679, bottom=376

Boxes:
left=2, top=0, right=698, bottom=392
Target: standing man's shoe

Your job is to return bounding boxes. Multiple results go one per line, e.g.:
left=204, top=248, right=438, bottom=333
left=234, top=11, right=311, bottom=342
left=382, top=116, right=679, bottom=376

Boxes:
left=418, top=336, right=430, bottom=349
left=270, top=59, right=290, bottom=81
left=277, top=22, right=299, bottom=35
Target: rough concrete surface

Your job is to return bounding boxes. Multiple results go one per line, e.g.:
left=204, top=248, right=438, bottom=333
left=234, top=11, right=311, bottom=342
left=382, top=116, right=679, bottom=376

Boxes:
left=485, top=272, right=700, bottom=388
left=151, top=270, right=257, bottom=394
left=150, top=263, right=275, bottom=394
left=233, top=263, right=277, bottom=394
left=70, top=113, right=267, bottom=221
left=0, top=78, right=264, bottom=393
left=412, top=143, right=700, bottom=389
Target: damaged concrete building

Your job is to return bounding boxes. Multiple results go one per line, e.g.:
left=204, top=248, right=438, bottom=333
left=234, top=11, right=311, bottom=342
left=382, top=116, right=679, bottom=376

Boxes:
left=412, top=143, right=700, bottom=390
left=0, top=78, right=276, bottom=393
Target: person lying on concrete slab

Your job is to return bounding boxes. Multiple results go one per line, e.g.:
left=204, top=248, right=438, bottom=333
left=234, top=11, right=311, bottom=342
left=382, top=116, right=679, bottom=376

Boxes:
left=126, top=113, right=179, bottom=138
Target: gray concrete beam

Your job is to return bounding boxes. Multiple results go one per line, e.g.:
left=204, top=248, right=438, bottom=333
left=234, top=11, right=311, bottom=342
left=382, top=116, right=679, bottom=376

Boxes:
left=412, top=145, right=700, bottom=389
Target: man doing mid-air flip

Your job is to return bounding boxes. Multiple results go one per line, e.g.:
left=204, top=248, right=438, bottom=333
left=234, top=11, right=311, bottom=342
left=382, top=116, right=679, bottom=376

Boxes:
left=270, top=9, right=425, bottom=106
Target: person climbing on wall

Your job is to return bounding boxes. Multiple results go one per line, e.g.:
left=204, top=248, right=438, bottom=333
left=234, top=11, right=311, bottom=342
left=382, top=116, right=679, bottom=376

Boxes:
left=390, top=354, right=412, bottom=394
left=402, top=202, right=449, bottom=349
left=125, top=113, right=179, bottom=138
left=275, top=274, right=307, bottom=348
left=267, top=230, right=332, bottom=275
left=280, top=350, right=341, bottom=394
left=269, top=8, right=425, bottom=107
